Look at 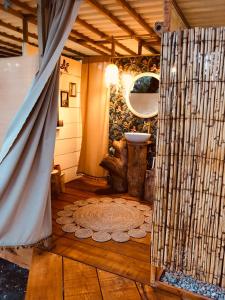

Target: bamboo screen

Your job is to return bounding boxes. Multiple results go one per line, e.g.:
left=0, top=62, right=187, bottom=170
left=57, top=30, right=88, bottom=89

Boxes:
left=152, top=28, right=225, bottom=287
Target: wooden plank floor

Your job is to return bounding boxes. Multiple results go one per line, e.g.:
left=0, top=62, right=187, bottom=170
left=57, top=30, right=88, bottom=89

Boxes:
left=50, top=177, right=151, bottom=284
left=26, top=248, right=182, bottom=300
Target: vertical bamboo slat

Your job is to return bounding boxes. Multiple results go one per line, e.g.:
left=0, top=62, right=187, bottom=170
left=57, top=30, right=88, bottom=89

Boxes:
left=151, top=27, right=225, bottom=288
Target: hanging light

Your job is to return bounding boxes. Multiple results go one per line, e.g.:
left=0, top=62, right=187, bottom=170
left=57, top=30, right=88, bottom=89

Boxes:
left=105, top=63, right=119, bottom=87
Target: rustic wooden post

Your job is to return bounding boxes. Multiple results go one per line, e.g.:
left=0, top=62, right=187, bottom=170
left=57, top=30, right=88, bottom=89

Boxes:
left=100, top=140, right=128, bottom=193
left=127, top=141, right=148, bottom=197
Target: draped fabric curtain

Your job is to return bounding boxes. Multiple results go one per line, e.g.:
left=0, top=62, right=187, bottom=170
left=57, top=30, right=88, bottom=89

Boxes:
left=78, top=61, right=109, bottom=178
left=152, top=28, right=225, bottom=287
left=0, top=0, right=82, bottom=247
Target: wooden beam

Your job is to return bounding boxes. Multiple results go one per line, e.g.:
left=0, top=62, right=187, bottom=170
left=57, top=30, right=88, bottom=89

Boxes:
left=22, top=16, right=28, bottom=43
left=171, top=0, right=190, bottom=28
left=0, top=40, right=21, bottom=50
left=163, top=0, right=171, bottom=31
left=37, top=0, right=46, bottom=57
left=138, top=40, right=142, bottom=55
left=63, top=46, right=87, bottom=57
left=68, top=33, right=108, bottom=55
left=85, top=0, right=159, bottom=54
left=0, top=20, right=37, bottom=40
left=11, top=0, right=36, bottom=14
left=0, top=3, right=23, bottom=19
left=0, top=45, right=21, bottom=55
left=111, top=38, right=115, bottom=56
left=71, top=29, right=113, bottom=55
left=115, top=0, right=160, bottom=41
left=0, top=31, right=23, bottom=42
left=76, top=17, right=136, bottom=55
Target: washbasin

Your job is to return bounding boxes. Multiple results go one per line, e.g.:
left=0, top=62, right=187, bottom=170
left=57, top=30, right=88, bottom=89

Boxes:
left=124, top=132, right=150, bottom=143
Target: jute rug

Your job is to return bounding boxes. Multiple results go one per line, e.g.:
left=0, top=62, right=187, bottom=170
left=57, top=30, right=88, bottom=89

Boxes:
left=56, top=197, right=152, bottom=243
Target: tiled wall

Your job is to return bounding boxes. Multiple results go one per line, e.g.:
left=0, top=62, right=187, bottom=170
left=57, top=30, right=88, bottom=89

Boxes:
left=54, top=56, right=82, bottom=183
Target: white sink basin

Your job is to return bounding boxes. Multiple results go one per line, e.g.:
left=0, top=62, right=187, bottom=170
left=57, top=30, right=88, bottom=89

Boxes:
left=124, top=132, right=150, bottom=143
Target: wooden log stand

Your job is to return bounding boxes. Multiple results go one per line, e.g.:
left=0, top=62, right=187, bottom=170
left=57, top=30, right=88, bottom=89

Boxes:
left=100, top=140, right=128, bottom=193
left=127, top=141, right=148, bottom=197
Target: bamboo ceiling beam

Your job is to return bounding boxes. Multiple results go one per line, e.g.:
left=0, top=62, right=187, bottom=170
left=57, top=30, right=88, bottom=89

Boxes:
left=171, top=0, right=190, bottom=28
left=115, top=0, right=160, bottom=41
left=85, top=0, right=159, bottom=54
left=76, top=17, right=136, bottom=55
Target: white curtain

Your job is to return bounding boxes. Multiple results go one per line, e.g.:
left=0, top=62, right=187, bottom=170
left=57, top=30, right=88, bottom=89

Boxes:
left=78, top=61, right=109, bottom=178
left=0, top=0, right=82, bottom=247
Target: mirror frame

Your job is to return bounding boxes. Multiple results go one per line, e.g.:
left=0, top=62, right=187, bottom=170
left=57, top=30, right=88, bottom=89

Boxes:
left=125, top=72, right=160, bottom=119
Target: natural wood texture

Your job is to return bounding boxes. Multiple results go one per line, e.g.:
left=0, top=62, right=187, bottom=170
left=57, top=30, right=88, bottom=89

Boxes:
left=144, top=169, right=155, bottom=204
left=97, top=269, right=141, bottom=300
left=63, top=258, right=102, bottom=300
left=115, top=0, right=160, bottom=41
left=85, top=0, right=159, bottom=54
left=76, top=17, right=136, bottom=56
left=100, top=140, right=128, bottom=193
left=0, top=248, right=33, bottom=269
left=152, top=28, right=225, bottom=287
left=127, top=142, right=148, bottom=197
left=26, top=249, right=63, bottom=300
left=26, top=248, right=205, bottom=300
left=171, top=0, right=191, bottom=29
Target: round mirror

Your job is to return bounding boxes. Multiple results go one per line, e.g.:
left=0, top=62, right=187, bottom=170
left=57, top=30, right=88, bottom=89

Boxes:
left=126, top=72, right=159, bottom=118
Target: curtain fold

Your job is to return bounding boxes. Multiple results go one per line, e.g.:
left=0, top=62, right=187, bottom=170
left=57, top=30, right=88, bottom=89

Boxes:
left=0, top=0, right=82, bottom=247
left=78, top=61, right=109, bottom=178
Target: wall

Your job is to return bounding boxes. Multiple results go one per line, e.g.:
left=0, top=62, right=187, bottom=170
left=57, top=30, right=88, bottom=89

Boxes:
left=54, top=56, right=82, bottom=183
left=109, top=56, right=160, bottom=153
left=0, top=55, right=38, bottom=147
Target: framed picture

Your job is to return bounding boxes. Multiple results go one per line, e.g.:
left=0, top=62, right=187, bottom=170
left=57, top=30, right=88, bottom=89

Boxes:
left=69, top=82, right=77, bottom=97
left=60, top=91, right=69, bottom=107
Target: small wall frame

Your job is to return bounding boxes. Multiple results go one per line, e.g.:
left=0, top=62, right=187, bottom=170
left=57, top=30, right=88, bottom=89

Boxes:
left=69, top=82, right=76, bottom=97
left=60, top=90, right=69, bottom=107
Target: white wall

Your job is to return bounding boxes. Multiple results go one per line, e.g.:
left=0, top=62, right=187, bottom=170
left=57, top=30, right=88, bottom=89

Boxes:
left=0, top=55, right=38, bottom=147
left=54, top=56, right=82, bottom=183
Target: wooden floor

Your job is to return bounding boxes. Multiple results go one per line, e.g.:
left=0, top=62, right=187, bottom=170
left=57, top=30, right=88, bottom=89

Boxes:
left=26, top=248, right=188, bottom=300
left=26, top=177, right=203, bottom=300
left=50, top=176, right=151, bottom=284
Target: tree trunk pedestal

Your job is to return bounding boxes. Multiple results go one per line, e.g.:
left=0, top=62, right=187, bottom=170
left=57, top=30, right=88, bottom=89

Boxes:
left=127, top=141, right=148, bottom=198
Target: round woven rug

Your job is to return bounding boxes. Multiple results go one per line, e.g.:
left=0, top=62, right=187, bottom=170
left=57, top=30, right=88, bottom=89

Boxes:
left=56, top=197, right=152, bottom=243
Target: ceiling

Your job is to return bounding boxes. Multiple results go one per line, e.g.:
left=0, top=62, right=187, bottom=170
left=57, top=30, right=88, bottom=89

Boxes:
left=0, top=0, right=225, bottom=59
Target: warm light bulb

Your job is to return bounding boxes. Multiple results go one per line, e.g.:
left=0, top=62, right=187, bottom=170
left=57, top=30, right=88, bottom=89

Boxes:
left=105, top=63, right=119, bottom=87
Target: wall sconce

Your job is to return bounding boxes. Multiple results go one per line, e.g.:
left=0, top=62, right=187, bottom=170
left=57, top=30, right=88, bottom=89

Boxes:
left=105, top=63, right=119, bottom=87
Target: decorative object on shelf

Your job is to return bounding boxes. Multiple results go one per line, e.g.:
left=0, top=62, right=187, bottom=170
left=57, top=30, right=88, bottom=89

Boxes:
left=60, top=59, right=69, bottom=73
left=56, top=197, right=152, bottom=243
left=69, top=82, right=76, bottom=97
left=60, top=90, right=69, bottom=107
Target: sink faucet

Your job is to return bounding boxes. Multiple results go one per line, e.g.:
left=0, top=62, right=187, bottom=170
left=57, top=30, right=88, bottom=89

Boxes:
left=143, top=121, right=151, bottom=134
